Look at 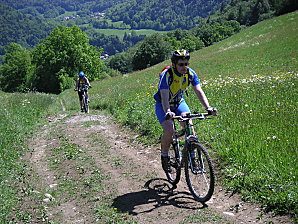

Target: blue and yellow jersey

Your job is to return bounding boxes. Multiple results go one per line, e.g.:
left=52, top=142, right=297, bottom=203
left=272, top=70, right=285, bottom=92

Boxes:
left=154, top=66, right=200, bottom=106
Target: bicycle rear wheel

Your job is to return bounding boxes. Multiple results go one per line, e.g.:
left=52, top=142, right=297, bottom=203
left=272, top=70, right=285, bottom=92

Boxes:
left=185, top=142, right=215, bottom=202
left=83, top=95, right=89, bottom=113
left=165, top=142, right=181, bottom=185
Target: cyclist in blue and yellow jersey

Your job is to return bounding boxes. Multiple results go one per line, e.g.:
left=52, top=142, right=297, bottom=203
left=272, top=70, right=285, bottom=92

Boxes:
left=75, top=71, right=91, bottom=112
left=154, top=49, right=217, bottom=172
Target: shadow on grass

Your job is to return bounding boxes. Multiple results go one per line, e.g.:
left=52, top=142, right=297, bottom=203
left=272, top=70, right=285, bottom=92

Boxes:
left=112, top=178, right=207, bottom=215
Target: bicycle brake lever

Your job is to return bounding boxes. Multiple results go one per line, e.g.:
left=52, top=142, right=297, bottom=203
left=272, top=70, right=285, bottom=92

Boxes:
left=165, top=113, right=172, bottom=120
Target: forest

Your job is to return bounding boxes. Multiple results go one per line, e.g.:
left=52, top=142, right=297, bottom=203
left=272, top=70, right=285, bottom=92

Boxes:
left=0, top=0, right=297, bottom=93
left=1, top=0, right=296, bottom=55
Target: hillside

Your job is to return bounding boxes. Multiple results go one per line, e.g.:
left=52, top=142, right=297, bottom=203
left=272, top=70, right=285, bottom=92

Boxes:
left=0, top=4, right=51, bottom=53
left=106, top=0, right=225, bottom=30
left=1, top=0, right=297, bottom=59
left=0, top=0, right=126, bottom=15
left=0, top=0, right=225, bottom=55
left=0, top=0, right=225, bottom=30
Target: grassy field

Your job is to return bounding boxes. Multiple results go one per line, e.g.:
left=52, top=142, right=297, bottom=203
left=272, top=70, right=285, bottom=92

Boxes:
left=0, top=92, right=57, bottom=220
left=1, top=11, right=297, bottom=222
left=60, top=11, right=297, bottom=217
left=91, top=28, right=167, bottom=39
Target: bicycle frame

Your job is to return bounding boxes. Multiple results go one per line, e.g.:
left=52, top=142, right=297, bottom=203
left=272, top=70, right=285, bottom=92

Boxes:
left=172, top=113, right=209, bottom=154
left=165, top=112, right=215, bottom=202
left=79, top=85, right=89, bottom=113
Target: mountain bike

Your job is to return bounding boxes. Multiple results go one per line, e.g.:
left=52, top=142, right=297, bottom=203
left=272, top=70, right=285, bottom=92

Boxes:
left=165, top=112, right=215, bottom=202
left=78, top=84, right=89, bottom=113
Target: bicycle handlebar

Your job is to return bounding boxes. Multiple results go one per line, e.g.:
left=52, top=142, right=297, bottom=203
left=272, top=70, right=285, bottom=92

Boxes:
left=169, top=112, right=213, bottom=122
left=77, top=85, right=89, bottom=91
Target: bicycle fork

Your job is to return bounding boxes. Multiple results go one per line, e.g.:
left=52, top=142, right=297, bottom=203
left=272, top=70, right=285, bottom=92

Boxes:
left=186, top=138, right=204, bottom=174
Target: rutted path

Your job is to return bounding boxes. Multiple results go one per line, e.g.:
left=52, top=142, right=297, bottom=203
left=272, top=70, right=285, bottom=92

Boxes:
left=22, top=112, right=292, bottom=224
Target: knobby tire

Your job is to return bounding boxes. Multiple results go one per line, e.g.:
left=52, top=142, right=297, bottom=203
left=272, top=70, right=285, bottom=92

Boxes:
left=185, top=142, right=215, bottom=202
left=165, top=142, right=181, bottom=185
left=83, top=94, right=89, bottom=113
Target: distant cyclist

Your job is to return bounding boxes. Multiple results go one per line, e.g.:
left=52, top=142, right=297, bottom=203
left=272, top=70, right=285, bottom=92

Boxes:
left=153, top=49, right=217, bottom=172
left=75, top=71, right=91, bottom=112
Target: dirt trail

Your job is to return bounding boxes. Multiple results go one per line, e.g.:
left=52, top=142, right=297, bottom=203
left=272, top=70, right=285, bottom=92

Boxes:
left=23, top=112, right=292, bottom=224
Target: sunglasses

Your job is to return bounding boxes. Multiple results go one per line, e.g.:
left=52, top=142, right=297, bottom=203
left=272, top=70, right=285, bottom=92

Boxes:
left=177, top=62, right=189, bottom=67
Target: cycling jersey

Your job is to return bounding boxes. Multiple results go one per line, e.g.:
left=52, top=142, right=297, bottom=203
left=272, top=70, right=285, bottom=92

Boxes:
left=154, top=66, right=200, bottom=106
left=77, top=77, right=89, bottom=88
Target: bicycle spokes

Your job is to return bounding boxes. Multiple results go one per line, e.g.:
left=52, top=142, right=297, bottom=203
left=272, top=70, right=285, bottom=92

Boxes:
left=185, top=143, right=215, bottom=202
left=163, top=112, right=216, bottom=203
left=164, top=142, right=181, bottom=185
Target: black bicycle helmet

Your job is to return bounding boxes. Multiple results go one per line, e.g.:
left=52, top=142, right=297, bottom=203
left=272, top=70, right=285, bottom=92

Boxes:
left=171, top=49, right=190, bottom=64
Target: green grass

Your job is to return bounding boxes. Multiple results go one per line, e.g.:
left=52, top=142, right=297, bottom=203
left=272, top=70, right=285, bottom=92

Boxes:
left=0, top=92, right=57, bottom=221
left=181, top=209, right=231, bottom=224
left=206, top=73, right=297, bottom=214
left=90, top=28, right=167, bottom=39
left=66, top=11, right=297, bottom=217
left=47, top=130, right=135, bottom=223
left=0, top=90, right=136, bottom=222
left=191, top=12, right=298, bottom=79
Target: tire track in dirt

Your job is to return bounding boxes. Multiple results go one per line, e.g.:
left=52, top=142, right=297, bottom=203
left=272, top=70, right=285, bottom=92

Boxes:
left=26, top=114, right=89, bottom=224
left=64, top=114, right=292, bottom=224
left=25, top=113, right=292, bottom=224
left=65, top=114, right=207, bottom=224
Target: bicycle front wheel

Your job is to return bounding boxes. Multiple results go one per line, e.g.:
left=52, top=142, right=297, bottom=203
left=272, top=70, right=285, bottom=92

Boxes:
left=185, top=142, right=215, bottom=202
left=165, top=143, right=181, bottom=185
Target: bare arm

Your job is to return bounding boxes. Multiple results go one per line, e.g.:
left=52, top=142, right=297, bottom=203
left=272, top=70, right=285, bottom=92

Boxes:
left=85, top=77, right=90, bottom=86
left=75, top=79, right=79, bottom=89
left=160, top=89, right=171, bottom=113
left=192, top=84, right=211, bottom=110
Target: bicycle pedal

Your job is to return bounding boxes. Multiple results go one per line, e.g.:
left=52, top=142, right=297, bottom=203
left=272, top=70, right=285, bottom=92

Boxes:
left=192, top=166, right=204, bottom=174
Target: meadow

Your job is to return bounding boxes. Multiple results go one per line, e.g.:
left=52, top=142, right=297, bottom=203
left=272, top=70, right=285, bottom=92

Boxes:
left=0, top=92, right=57, bottom=220
left=91, top=28, right=167, bottom=40
left=61, top=11, right=297, bottom=216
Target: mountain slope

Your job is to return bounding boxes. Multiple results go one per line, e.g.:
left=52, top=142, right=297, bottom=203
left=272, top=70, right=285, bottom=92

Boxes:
left=0, top=4, right=51, bottom=53
left=106, top=0, right=226, bottom=30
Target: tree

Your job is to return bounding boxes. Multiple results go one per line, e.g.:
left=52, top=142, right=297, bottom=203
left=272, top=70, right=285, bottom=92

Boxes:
left=132, top=34, right=171, bottom=70
left=172, top=29, right=185, bottom=41
left=32, top=26, right=106, bottom=93
left=0, top=43, right=33, bottom=92
left=273, top=0, right=298, bottom=15
left=181, top=36, right=204, bottom=52
left=108, top=52, right=133, bottom=74
left=192, top=20, right=241, bottom=46
left=251, top=0, right=271, bottom=25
